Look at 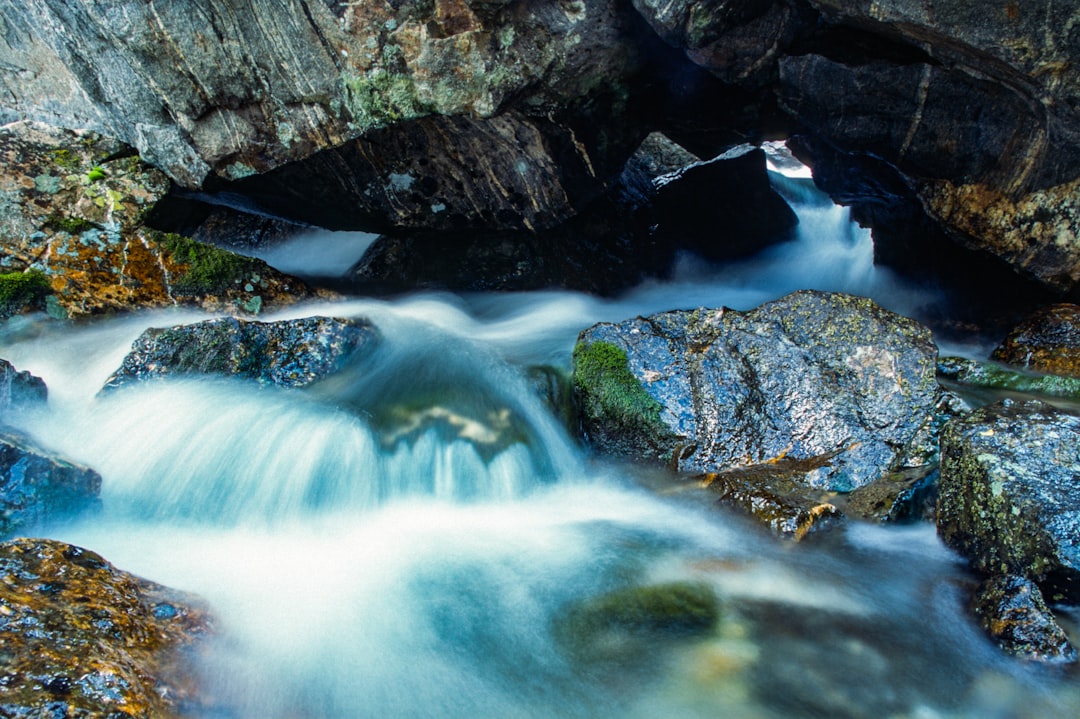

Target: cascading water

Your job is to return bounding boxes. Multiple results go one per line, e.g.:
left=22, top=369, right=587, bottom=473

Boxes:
left=2, top=171, right=1076, bottom=718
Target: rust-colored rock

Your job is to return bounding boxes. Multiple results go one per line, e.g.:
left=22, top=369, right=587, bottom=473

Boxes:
left=0, top=121, right=318, bottom=318
left=991, top=303, right=1080, bottom=377
left=0, top=538, right=213, bottom=718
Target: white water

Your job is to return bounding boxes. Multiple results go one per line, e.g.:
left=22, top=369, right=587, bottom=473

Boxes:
left=2, top=175, right=1075, bottom=718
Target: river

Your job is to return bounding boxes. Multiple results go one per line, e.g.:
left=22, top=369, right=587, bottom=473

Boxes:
left=1, top=171, right=1076, bottom=718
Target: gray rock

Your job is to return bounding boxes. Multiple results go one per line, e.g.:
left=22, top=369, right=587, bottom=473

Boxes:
left=0, top=429, right=101, bottom=537
left=102, top=316, right=379, bottom=392
left=970, top=574, right=1077, bottom=664
left=573, top=290, right=943, bottom=491
left=0, top=359, right=47, bottom=412
left=938, top=399, right=1080, bottom=601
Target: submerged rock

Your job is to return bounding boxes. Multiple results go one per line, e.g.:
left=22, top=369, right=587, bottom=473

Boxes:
left=0, top=359, right=47, bottom=412
left=992, top=304, right=1080, bottom=378
left=103, top=316, right=379, bottom=392
left=938, top=355, right=1080, bottom=402
left=938, top=399, right=1080, bottom=601
left=555, top=581, right=720, bottom=662
left=971, top=574, right=1077, bottom=665
left=0, top=121, right=317, bottom=318
left=0, top=429, right=101, bottom=537
left=573, top=291, right=943, bottom=491
left=0, top=538, right=212, bottom=718
left=700, top=461, right=842, bottom=541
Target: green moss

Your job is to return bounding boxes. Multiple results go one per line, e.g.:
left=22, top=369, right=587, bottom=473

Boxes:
left=342, top=69, right=432, bottom=130
left=938, top=356, right=1080, bottom=401
left=572, top=340, right=665, bottom=430
left=86, top=166, right=106, bottom=183
left=155, top=232, right=263, bottom=294
left=51, top=148, right=82, bottom=171
left=43, top=214, right=98, bottom=235
left=0, top=270, right=51, bottom=317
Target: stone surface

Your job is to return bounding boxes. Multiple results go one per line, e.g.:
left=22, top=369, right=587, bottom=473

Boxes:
left=938, top=355, right=1080, bottom=402
left=700, top=462, right=841, bottom=540
left=0, top=359, right=47, bottom=412
left=0, top=121, right=317, bottom=318
left=649, top=146, right=798, bottom=260
left=103, top=315, right=380, bottom=392
left=0, top=538, right=212, bottom=718
left=573, top=290, right=943, bottom=491
left=971, top=574, right=1077, bottom=664
left=0, top=428, right=101, bottom=538
left=992, top=304, right=1080, bottom=378
left=838, top=466, right=939, bottom=523
left=0, top=0, right=648, bottom=189
left=938, top=399, right=1080, bottom=601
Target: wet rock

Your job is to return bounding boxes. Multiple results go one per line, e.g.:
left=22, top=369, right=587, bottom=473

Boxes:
left=0, top=121, right=317, bottom=318
left=938, top=356, right=1080, bottom=402
left=0, top=538, right=212, bottom=717
left=0, top=359, right=47, bottom=412
left=938, top=399, right=1080, bottom=600
left=992, top=304, right=1080, bottom=378
left=649, top=146, right=798, bottom=261
left=555, top=580, right=720, bottom=661
left=700, top=460, right=842, bottom=540
left=573, top=291, right=943, bottom=491
left=838, top=466, right=939, bottom=523
left=0, top=428, right=101, bottom=538
left=526, top=365, right=578, bottom=437
left=971, top=574, right=1077, bottom=664
left=103, top=316, right=379, bottom=392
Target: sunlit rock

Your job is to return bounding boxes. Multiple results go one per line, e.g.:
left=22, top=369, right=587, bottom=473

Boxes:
left=0, top=121, right=317, bottom=318
left=971, top=574, right=1077, bottom=664
left=573, top=290, right=943, bottom=491
left=938, top=399, right=1080, bottom=601
left=991, top=304, right=1080, bottom=378
left=0, top=538, right=213, bottom=717
left=102, top=316, right=380, bottom=392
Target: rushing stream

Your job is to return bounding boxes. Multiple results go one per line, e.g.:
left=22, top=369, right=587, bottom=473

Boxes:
left=2, top=172, right=1078, bottom=718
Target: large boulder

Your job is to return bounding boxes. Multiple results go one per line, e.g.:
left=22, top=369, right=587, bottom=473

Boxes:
left=938, top=399, right=1080, bottom=601
left=573, top=290, right=944, bottom=491
left=773, top=0, right=1080, bottom=293
left=102, top=315, right=380, bottom=392
left=0, top=121, right=317, bottom=318
left=991, top=304, right=1080, bottom=378
left=0, top=429, right=101, bottom=537
left=0, top=538, right=213, bottom=718
left=0, top=0, right=649, bottom=189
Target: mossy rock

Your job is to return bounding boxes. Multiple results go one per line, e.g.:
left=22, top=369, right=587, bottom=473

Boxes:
left=0, top=270, right=51, bottom=318
left=555, top=580, right=720, bottom=662
left=155, top=232, right=267, bottom=294
left=938, top=356, right=1080, bottom=401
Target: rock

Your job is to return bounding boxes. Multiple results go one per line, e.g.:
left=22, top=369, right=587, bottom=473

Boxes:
left=573, top=291, right=943, bottom=491
left=838, top=466, right=939, bottom=523
left=0, top=538, right=213, bottom=717
left=938, top=399, right=1080, bottom=601
left=103, top=316, right=379, bottom=392
left=971, top=574, right=1077, bottom=664
left=992, top=304, right=1080, bottom=378
left=649, top=146, right=798, bottom=260
left=631, top=0, right=808, bottom=86
left=526, top=365, right=578, bottom=437
left=700, top=461, right=842, bottom=540
left=0, top=428, right=101, bottom=537
left=0, top=359, right=47, bottom=412
left=555, top=580, right=720, bottom=661
left=0, top=0, right=648, bottom=189
left=937, top=356, right=1080, bottom=402
left=772, top=0, right=1080, bottom=294
left=0, top=121, right=318, bottom=318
